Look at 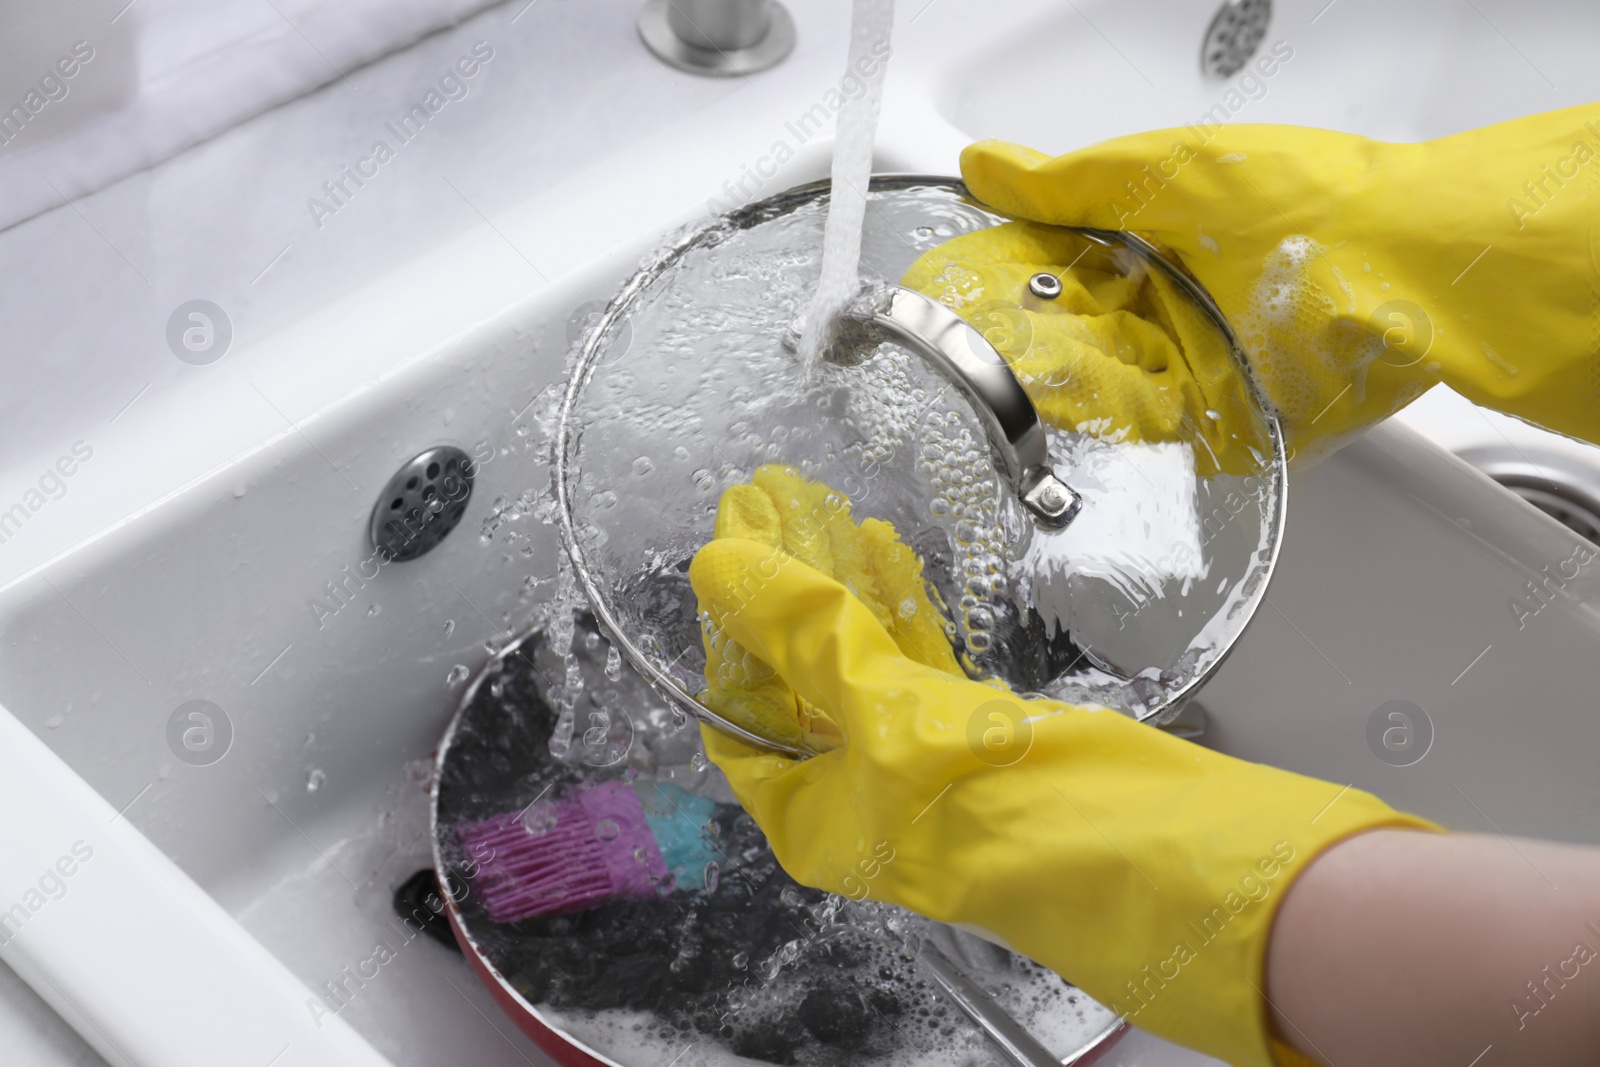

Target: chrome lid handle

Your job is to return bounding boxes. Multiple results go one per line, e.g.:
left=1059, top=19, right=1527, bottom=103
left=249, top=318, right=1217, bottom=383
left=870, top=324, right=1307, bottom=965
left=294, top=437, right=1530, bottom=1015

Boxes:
left=827, top=285, right=1081, bottom=529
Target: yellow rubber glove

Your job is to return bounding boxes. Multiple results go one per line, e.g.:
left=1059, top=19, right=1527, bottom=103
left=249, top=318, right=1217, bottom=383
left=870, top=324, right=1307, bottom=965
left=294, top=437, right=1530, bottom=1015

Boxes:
left=693, top=479, right=1439, bottom=1067
left=921, top=104, right=1600, bottom=457
left=698, top=463, right=962, bottom=750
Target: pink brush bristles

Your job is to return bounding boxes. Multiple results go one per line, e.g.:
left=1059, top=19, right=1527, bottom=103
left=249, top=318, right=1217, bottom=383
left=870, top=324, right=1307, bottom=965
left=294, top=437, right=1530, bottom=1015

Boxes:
left=459, top=780, right=670, bottom=923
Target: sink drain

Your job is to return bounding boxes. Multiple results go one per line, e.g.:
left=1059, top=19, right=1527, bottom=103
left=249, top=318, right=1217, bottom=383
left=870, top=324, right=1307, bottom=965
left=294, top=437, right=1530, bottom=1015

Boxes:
left=1503, top=483, right=1600, bottom=543
left=1201, top=0, right=1271, bottom=78
left=369, top=446, right=475, bottom=562
left=1460, top=445, right=1600, bottom=546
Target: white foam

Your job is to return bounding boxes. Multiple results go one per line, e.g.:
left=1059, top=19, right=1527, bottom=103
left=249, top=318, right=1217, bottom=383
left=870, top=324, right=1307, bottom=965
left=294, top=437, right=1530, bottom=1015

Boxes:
left=1232, top=234, right=1388, bottom=426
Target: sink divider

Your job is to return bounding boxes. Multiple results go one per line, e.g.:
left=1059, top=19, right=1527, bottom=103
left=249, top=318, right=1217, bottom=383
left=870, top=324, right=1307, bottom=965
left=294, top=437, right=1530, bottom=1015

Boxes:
left=0, top=706, right=396, bottom=1067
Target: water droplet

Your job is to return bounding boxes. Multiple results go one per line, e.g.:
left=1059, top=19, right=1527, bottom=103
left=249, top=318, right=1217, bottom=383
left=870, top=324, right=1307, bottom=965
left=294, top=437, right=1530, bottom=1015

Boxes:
left=632, top=456, right=654, bottom=476
left=446, top=664, right=470, bottom=685
left=521, top=803, right=559, bottom=837
left=605, top=645, right=623, bottom=681
left=367, top=603, right=381, bottom=616
left=44, top=713, right=63, bottom=729
left=703, top=862, right=720, bottom=893
left=690, top=751, right=708, bottom=772
left=306, top=768, right=325, bottom=792
left=594, top=817, right=620, bottom=842
left=732, top=951, right=749, bottom=970
left=691, top=468, right=714, bottom=492
left=443, top=619, right=456, bottom=638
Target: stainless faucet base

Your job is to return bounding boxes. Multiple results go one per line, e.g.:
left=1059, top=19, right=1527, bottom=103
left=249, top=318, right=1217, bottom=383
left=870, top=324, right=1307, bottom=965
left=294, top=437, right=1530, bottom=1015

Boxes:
left=638, top=0, right=796, bottom=78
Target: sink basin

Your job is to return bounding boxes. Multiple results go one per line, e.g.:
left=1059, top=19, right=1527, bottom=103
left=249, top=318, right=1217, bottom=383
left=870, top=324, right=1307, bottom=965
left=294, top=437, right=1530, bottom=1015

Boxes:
left=2, top=0, right=1599, bottom=1064
left=935, top=0, right=1600, bottom=150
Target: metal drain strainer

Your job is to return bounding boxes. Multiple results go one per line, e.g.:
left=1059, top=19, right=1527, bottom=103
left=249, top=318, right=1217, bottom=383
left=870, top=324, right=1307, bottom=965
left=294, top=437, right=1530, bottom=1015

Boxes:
left=1461, top=444, right=1600, bottom=546
left=1201, top=0, right=1271, bottom=78
left=369, top=445, right=474, bottom=562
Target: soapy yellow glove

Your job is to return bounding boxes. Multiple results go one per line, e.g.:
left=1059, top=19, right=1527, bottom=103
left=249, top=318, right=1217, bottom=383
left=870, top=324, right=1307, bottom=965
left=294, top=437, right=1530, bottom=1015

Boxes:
left=902, top=220, right=1270, bottom=476
left=693, top=476, right=1439, bottom=1067
left=918, top=104, right=1600, bottom=457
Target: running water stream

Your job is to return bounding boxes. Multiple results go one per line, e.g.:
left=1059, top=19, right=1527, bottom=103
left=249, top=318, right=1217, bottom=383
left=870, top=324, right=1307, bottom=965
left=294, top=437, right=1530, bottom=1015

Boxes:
left=796, top=0, right=896, bottom=369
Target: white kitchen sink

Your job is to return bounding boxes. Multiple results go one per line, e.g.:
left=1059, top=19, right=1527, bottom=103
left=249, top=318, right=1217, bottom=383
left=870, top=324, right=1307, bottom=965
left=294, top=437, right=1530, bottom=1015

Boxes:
left=937, top=0, right=1600, bottom=149
left=2, top=0, right=1599, bottom=1064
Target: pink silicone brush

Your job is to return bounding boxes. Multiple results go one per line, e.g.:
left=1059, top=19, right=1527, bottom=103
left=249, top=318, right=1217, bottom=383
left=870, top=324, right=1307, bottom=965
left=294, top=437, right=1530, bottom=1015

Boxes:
left=459, top=779, right=718, bottom=923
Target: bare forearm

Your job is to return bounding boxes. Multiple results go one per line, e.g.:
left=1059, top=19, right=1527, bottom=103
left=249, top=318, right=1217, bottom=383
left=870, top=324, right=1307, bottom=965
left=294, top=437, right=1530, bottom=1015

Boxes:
left=1266, top=830, right=1600, bottom=1066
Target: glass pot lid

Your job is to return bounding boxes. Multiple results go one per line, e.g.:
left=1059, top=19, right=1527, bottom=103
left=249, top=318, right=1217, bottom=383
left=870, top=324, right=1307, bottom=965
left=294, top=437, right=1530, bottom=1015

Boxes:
left=557, top=177, right=1287, bottom=755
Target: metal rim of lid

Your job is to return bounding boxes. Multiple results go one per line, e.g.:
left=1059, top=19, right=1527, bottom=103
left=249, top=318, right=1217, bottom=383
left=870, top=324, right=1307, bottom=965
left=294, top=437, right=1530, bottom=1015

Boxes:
left=553, top=176, right=1289, bottom=754
left=637, top=0, right=796, bottom=78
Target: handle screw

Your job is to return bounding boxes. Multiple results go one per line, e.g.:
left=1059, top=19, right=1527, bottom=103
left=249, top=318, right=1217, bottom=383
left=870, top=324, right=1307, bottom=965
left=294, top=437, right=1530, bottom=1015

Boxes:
left=1028, top=273, right=1063, bottom=300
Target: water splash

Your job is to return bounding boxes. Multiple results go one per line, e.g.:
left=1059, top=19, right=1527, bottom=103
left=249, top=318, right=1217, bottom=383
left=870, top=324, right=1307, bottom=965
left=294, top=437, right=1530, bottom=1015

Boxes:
left=544, top=554, right=584, bottom=756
